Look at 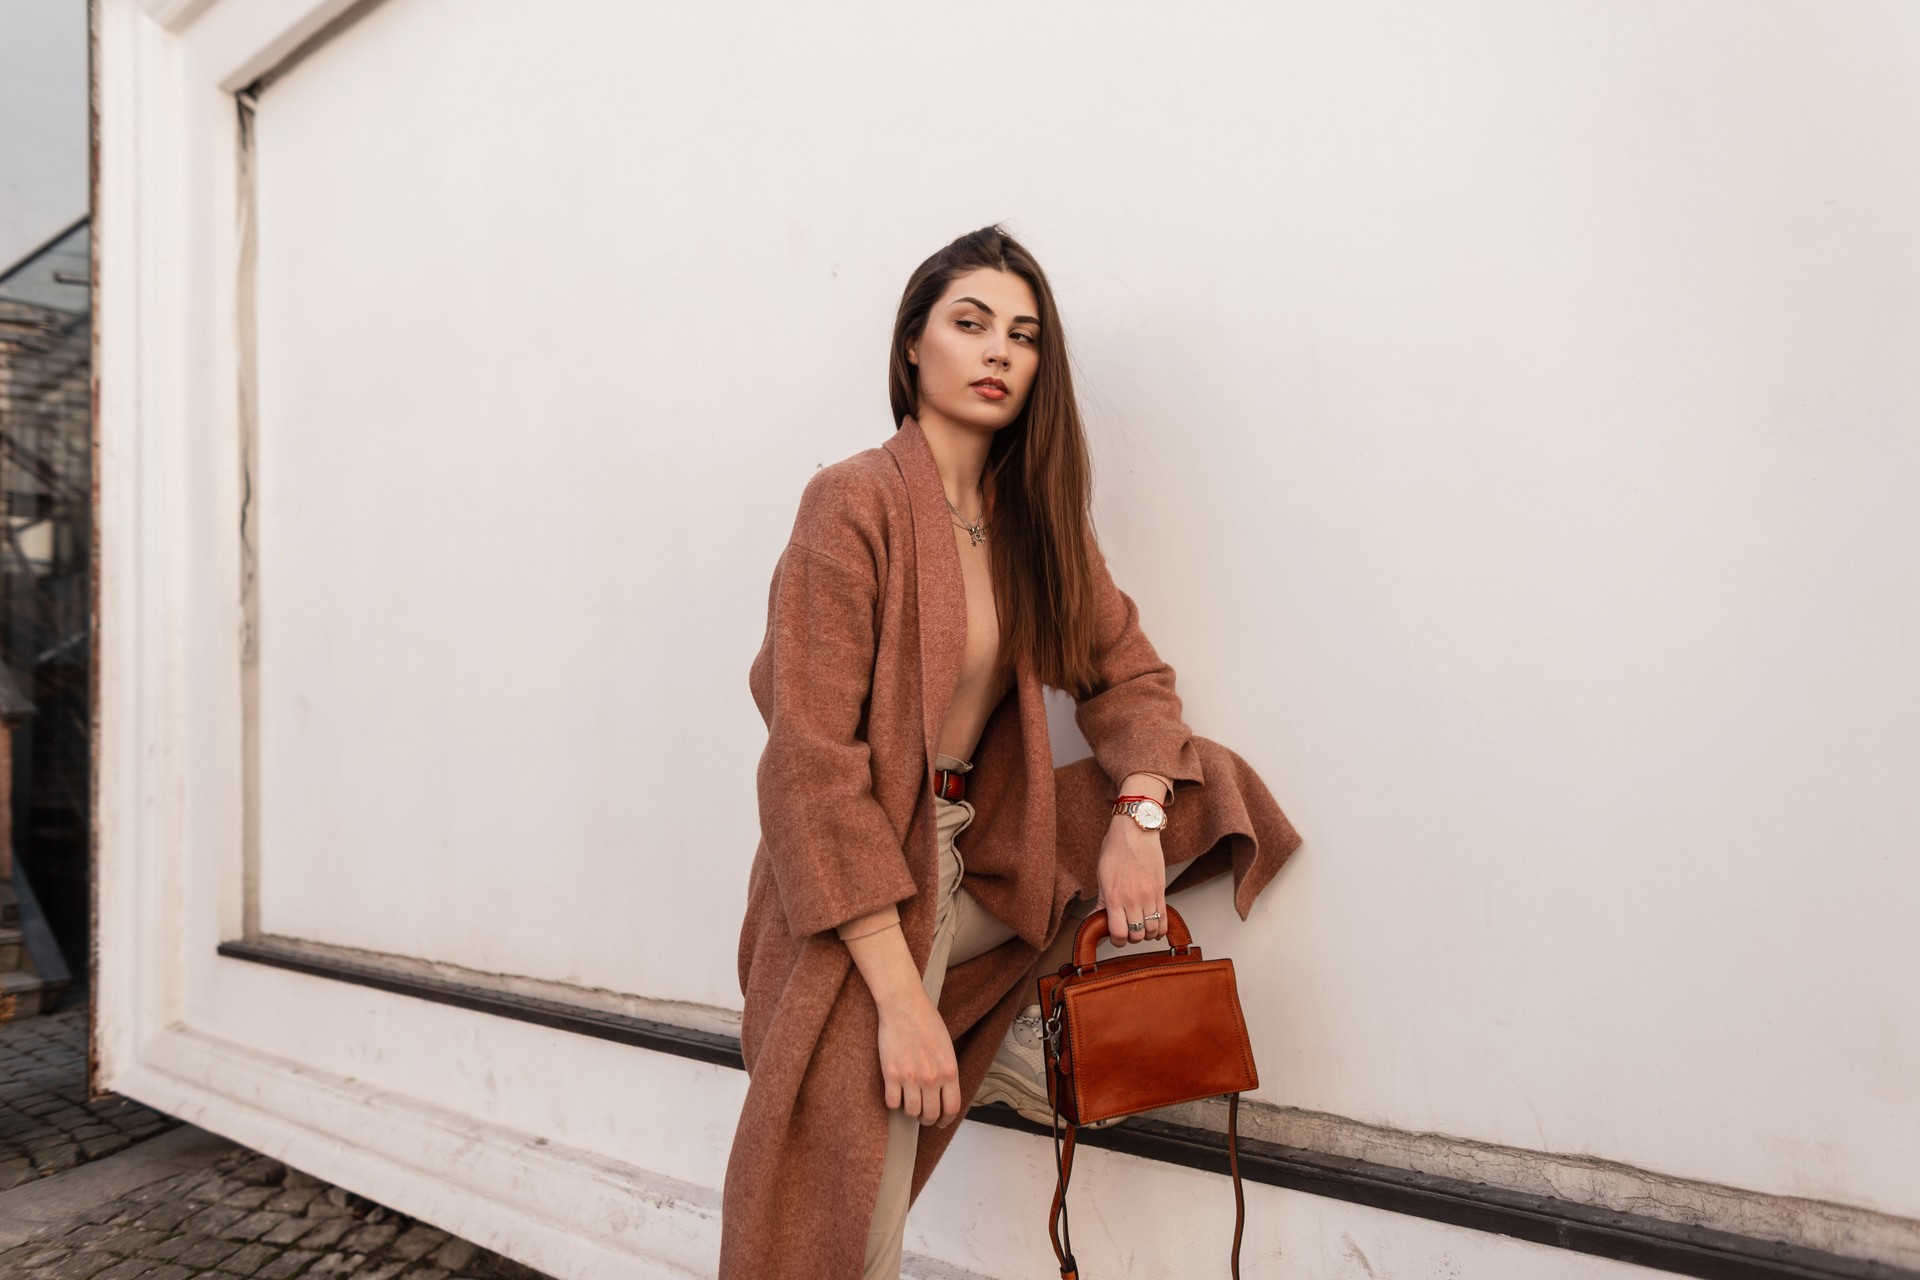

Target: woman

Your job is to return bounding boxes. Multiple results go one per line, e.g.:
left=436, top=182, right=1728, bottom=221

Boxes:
left=719, top=224, right=1303, bottom=1280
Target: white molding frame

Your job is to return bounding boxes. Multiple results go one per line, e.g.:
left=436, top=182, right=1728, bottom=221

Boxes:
left=123, top=1026, right=721, bottom=1279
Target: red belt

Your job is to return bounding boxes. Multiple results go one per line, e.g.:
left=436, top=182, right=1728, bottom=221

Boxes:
left=931, top=764, right=969, bottom=802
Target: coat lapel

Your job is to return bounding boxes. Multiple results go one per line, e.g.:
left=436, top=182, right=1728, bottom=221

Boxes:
left=884, top=413, right=1063, bottom=948
left=882, top=414, right=969, bottom=775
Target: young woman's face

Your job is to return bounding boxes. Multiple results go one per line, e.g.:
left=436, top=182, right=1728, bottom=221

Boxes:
left=908, top=268, right=1041, bottom=433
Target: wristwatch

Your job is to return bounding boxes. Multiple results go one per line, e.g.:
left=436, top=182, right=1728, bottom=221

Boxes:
left=1112, top=794, right=1169, bottom=832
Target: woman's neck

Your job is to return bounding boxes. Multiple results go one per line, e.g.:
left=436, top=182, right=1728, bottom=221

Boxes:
left=914, top=410, right=993, bottom=516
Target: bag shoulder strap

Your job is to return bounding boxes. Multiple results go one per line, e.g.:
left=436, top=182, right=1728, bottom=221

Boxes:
left=1046, top=1090, right=1247, bottom=1279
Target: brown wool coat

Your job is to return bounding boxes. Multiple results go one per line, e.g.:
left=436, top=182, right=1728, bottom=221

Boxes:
left=718, top=414, right=1304, bottom=1279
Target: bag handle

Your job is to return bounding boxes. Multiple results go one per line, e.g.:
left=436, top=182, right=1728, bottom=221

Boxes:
left=1069, top=901, right=1197, bottom=970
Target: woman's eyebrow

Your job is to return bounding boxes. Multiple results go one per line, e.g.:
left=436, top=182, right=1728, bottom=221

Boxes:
left=949, top=296, right=1041, bottom=327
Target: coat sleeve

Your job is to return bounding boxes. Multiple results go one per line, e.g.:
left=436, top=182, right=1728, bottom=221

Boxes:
left=1072, top=531, right=1207, bottom=803
left=748, top=535, right=920, bottom=938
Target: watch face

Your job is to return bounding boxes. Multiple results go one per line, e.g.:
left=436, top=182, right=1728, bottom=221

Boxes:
left=1136, top=799, right=1167, bottom=829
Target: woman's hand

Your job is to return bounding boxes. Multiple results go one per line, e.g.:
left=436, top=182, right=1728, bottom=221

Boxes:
left=839, top=913, right=963, bottom=1128
left=1095, top=814, right=1170, bottom=946
left=875, top=988, right=964, bottom=1129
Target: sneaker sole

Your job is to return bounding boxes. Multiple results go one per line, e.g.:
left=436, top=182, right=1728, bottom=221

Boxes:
left=972, top=1069, right=1124, bottom=1130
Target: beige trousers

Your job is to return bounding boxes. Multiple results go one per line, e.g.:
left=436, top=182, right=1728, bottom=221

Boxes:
left=863, top=752, right=1195, bottom=1279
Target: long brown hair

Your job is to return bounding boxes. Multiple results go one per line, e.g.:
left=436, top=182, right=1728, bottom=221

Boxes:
left=888, top=224, right=1104, bottom=699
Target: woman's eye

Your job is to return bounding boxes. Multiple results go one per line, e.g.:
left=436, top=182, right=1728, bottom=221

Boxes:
left=957, top=318, right=1036, bottom=345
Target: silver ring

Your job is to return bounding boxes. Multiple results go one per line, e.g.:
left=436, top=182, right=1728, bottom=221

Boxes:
left=1127, top=919, right=1145, bottom=931
left=1142, top=911, right=1162, bottom=922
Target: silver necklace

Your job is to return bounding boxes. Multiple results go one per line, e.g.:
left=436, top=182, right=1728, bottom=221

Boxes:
left=946, top=491, right=989, bottom=546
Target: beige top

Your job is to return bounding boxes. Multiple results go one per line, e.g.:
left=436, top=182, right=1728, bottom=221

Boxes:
left=935, top=520, right=1016, bottom=763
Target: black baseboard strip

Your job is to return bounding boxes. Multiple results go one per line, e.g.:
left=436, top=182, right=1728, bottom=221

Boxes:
left=217, top=937, right=1915, bottom=1280
left=217, top=938, right=740, bottom=1067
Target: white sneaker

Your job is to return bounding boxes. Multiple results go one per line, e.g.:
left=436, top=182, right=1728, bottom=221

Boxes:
left=972, top=1005, right=1122, bottom=1129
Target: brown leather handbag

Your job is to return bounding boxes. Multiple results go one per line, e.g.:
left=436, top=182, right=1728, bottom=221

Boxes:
left=1036, top=902, right=1257, bottom=1279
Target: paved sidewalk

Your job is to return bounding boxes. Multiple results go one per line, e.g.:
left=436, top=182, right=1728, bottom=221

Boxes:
left=0, top=1128, right=554, bottom=1279
left=1, top=995, right=181, bottom=1191
left=0, top=988, right=556, bottom=1280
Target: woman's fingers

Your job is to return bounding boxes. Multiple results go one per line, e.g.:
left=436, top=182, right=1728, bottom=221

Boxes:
left=903, top=1067, right=941, bottom=1122
left=1104, top=885, right=1169, bottom=945
left=888, top=1056, right=959, bottom=1127
left=1104, top=888, right=1139, bottom=947
left=1105, top=885, right=1169, bottom=946
left=931, top=1046, right=961, bottom=1125
left=1104, top=888, right=1138, bottom=946
left=1132, top=897, right=1168, bottom=943
left=907, top=1073, right=960, bottom=1127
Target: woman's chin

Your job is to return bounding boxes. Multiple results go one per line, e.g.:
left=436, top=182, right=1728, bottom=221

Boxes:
left=939, top=398, right=1021, bottom=431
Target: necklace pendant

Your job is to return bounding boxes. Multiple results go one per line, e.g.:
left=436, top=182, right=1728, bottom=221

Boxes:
left=968, top=523, right=986, bottom=546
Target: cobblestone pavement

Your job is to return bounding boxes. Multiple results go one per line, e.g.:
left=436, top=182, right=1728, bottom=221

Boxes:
left=1, top=992, right=183, bottom=1191
left=1, top=982, right=557, bottom=1280
left=0, top=1141, right=555, bottom=1280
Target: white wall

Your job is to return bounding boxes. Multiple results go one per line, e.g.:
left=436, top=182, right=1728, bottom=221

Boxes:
left=0, top=0, right=88, bottom=269
left=97, top=0, right=1920, bottom=1275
